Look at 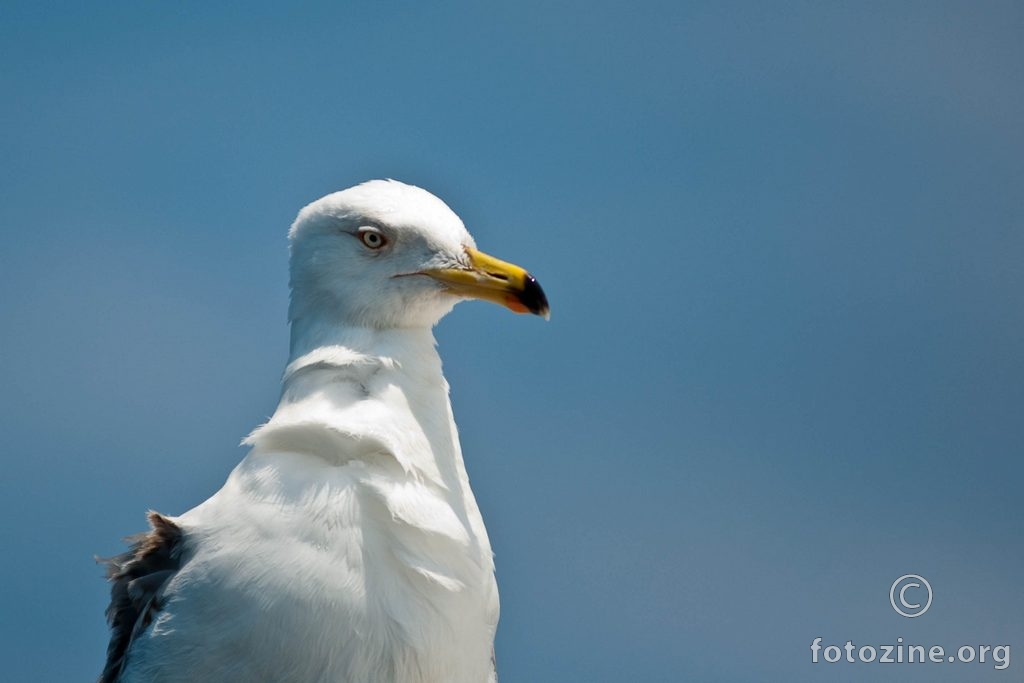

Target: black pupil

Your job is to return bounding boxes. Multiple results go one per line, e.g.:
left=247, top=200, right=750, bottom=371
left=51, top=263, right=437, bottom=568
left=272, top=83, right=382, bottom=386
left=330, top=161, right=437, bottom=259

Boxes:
left=365, top=233, right=379, bottom=245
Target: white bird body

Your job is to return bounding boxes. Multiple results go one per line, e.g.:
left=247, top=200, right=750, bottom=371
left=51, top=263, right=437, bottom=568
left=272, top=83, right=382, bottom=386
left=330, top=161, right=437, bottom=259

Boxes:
left=122, top=327, right=498, bottom=682
left=100, top=181, right=548, bottom=683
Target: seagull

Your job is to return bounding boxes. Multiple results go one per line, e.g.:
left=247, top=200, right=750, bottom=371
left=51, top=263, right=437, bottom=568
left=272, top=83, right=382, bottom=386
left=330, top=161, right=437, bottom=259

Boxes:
left=99, top=180, right=549, bottom=683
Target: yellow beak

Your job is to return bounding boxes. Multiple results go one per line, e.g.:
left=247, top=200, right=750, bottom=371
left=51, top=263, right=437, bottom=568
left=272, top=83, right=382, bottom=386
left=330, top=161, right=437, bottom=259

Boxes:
left=422, top=247, right=550, bottom=319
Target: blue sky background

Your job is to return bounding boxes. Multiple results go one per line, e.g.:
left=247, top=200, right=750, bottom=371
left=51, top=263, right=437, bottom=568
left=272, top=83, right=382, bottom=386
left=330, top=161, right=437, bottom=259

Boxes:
left=2, top=2, right=1022, bottom=681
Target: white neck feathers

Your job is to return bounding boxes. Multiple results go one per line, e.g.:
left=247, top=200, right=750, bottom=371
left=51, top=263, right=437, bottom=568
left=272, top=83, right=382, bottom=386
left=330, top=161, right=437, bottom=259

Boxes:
left=244, top=320, right=460, bottom=489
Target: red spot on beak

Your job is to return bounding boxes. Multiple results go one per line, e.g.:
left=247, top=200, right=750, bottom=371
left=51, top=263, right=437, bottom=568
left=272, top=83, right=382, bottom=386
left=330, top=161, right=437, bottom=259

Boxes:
left=504, top=294, right=530, bottom=314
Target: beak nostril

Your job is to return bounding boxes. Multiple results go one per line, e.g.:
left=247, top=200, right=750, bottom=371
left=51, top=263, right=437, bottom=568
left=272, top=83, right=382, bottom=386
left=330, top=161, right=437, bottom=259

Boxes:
left=488, top=271, right=509, bottom=281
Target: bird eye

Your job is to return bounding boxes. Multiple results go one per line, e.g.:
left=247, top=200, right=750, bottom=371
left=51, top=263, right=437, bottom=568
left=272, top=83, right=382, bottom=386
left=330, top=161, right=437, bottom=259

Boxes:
left=358, top=229, right=388, bottom=250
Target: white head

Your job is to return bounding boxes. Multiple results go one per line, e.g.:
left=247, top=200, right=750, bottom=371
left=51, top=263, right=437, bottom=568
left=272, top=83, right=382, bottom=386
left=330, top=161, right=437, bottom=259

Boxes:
left=288, top=180, right=548, bottom=331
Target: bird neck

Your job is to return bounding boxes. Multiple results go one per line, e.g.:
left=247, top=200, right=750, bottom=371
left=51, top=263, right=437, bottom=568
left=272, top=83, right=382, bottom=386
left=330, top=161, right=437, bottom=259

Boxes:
left=244, top=313, right=461, bottom=489
left=287, top=313, right=440, bottom=368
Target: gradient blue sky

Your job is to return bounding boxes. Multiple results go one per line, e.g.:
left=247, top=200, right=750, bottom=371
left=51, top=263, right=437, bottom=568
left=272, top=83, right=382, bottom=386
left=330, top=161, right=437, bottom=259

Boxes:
left=2, top=3, right=1022, bottom=681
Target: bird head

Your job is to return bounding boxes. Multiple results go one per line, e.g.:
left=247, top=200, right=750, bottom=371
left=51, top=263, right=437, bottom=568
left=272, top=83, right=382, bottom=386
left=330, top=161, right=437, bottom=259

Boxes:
left=287, top=180, right=549, bottom=329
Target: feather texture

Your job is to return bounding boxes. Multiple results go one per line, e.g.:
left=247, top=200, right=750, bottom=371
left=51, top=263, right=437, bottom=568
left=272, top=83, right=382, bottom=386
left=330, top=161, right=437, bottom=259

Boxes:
left=99, top=512, right=183, bottom=683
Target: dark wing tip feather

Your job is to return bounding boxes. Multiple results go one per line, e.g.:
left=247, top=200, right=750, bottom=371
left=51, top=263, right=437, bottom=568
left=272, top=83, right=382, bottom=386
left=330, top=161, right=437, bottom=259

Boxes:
left=97, top=511, right=183, bottom=683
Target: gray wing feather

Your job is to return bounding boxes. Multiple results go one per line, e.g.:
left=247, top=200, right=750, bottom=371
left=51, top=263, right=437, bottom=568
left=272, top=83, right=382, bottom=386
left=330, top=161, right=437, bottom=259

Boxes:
left=98, top=511, right=183, bottom=683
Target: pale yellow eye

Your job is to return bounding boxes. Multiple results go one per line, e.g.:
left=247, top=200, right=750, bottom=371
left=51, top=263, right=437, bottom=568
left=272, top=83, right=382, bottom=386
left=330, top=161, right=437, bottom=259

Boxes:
left=358, top=229, right=387, bottom=250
